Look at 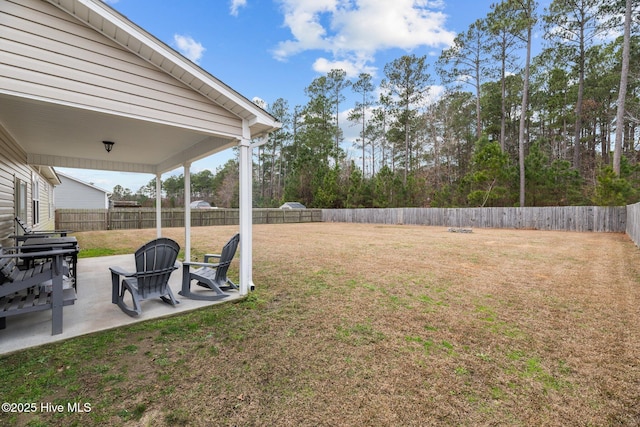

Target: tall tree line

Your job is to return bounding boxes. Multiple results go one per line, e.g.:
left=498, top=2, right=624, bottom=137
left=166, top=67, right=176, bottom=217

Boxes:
left=115, top=0, right=639, bottom=209
left=254, top=0, right=639, bottom=208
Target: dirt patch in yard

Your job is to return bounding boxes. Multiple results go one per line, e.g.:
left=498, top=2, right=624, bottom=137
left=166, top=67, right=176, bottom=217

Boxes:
left=2, top=223, right=640, bottom=426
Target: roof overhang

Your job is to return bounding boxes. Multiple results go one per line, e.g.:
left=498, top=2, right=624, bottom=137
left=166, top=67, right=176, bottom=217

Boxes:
left=34, top=165, right=62, bottom=186
left=47, top=0, right=279, bottom=137
left=0, top=92, right=240, bottom=175
left=2, top=0, right=280, bottom=175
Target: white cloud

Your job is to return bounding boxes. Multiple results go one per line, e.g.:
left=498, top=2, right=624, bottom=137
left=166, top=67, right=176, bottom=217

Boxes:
left=230, top=0, right=247, bottom=16
left=273, top=0, right=455, bottom=73
left=173, top=34, right=206, bottom=64
left=425, top=84, right=445, bottom=103
left=312, top=56, right=377, bottom=78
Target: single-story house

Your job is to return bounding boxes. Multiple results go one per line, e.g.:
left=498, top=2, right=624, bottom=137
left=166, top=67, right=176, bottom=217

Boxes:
left=55, top=172, right=110, bottom=209
left=0, top=0, right=280, bottom=295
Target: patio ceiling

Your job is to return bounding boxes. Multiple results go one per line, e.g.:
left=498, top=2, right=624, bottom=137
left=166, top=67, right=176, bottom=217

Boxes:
left=0, top=93, right=236, bottom=175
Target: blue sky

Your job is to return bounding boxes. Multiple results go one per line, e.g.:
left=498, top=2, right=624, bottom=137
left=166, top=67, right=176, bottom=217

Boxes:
left=58, top=0, right=517, bottom=193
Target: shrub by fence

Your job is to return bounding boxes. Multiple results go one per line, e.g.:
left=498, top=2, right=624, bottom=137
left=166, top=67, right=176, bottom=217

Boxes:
left=56, top=208, right=323, bottom=232
left=322, top=206, right=627, bottom=233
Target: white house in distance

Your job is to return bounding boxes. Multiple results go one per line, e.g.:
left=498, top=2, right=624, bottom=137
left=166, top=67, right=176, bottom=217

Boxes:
left=54, top=172, right=110, bottom=209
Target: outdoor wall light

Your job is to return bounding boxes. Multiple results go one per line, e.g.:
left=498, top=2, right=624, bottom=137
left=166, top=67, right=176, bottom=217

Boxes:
left=103, top=140, right=115, bottom=153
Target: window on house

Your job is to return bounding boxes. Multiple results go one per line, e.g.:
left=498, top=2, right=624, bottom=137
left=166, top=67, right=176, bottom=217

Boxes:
left=32, top=179, right=40, bottom=225
left=15, top=178, right=27, bottom=223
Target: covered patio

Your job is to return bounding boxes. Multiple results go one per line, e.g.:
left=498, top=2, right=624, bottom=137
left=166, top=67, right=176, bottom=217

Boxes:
left=0, top=0, right=280, bottom=351
left=0, top=254, right=241, bottom=355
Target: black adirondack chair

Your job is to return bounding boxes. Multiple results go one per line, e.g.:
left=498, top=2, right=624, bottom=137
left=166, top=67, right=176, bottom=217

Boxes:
left=13, top=217, right=72, bottom=244
left=109, top=238, right=180, bottom=316
left=180, top=233, right=239, bottom=301
left=0, top=246, right=77, bottom=335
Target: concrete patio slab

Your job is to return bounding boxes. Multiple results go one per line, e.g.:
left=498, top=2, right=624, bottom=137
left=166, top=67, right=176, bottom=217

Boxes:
left=0, top=255, right=241, bottom=355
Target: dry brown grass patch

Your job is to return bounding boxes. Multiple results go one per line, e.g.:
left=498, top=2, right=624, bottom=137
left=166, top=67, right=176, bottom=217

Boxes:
left=3, top=223, right=640, bottom=426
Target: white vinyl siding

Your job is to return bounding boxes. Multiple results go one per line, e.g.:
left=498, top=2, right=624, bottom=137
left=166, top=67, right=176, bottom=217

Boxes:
left=55, top=175, right=109, bottom=209
left=0, top=125, right=31, bottom=246
left=0, top=0, right=243, bottom=136
left=0, top=124, right=59, bottom=245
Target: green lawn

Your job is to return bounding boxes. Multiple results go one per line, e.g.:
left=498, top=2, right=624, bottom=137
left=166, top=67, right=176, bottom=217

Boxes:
left=1, top=223, right=639, bottom=426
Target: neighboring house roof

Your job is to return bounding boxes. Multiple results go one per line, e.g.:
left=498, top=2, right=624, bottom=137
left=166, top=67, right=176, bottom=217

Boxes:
left=280, top=202, right=306, bottom=209
left=55, top=172, right=111, bottom=209
left=56, top=172, right=110, bottom=195
left=190, top=200, right=213, bottom=209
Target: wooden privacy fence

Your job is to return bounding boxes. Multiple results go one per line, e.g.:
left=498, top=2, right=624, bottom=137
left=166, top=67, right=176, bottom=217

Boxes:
left=56, top=208, right=323, bottom=231
left=322, top=206, right=627, bottom=233
left=626, top=202, right=640, bottom=246
left=57, top=206, right=632, bottom=234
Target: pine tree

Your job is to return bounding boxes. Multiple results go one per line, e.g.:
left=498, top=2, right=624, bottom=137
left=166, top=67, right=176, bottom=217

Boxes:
left=381, top=54, right=431, bottom=185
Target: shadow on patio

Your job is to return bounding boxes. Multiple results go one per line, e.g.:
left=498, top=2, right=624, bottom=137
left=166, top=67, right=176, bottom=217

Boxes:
left=0, top=255, right=241, bottom=355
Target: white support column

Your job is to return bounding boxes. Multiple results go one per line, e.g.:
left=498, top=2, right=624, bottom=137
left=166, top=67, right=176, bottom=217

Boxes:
left=238, top=123, right=253, bottom=295
left=184, top=162, right=192, bottom=262
left=155, top=173, right=162, bottom=238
